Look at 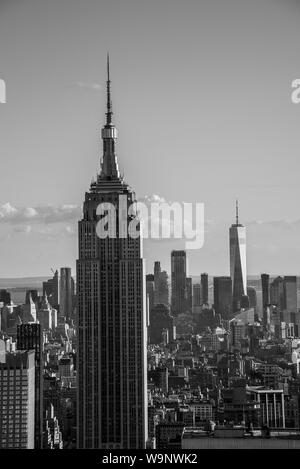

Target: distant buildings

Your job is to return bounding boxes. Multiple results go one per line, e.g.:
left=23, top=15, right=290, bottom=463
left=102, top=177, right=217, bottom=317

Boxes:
left=247, top=386, right=285, bottom=428
left=154, top=262, right=161, bottom=306
left=148, top=304, right=176, bottom=344
left=267, top=275, right=299, bottom=336
left=43, top=404, right=64, bottom=449
left=43, top=270, right=59, bottom=308
left=270, top=276, right=285, bottom=309
left=284, top=276, right=297, bottom=313
left=261, top=273, right=270, bottom=309
left=37, top=295, right=54, bottom=330
left=182, top=426, right=300, bottom=449
left=0, top=304, right=21, bottom=335
left=186, top=277, right=193, bottom=312
left=0, top=289, right=11, bottom=305
left=25, top=289, right=39, bottom=305
left=247, top=287, right=257, bottom=311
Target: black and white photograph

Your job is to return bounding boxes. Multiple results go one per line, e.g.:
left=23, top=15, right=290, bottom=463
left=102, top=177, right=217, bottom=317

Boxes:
left=1, top=0, right=300, bottom=458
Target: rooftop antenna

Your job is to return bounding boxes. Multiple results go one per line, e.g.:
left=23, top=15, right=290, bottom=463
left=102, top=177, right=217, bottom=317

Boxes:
left=106, top=53, right=113, bottom=126
left=236, top=199, right=239, bottom=225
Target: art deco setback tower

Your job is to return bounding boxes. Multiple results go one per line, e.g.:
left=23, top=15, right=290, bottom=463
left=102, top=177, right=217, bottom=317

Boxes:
left=77, top=57, right=148, bottom=449
left=229, top=201, right=247, bottom=312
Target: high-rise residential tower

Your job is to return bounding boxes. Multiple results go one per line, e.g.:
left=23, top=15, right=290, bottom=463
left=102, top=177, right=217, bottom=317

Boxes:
left=229, top=201, right=247, bottom=312
left=0, top=349, right=35, bottom=449
left=171, top=250, right=187, bottom=316
left=77, top=57, right=147, bottom=449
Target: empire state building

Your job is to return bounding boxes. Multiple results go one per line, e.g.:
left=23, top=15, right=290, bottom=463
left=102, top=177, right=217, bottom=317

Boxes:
left=77, top=57, right=148, bottom=449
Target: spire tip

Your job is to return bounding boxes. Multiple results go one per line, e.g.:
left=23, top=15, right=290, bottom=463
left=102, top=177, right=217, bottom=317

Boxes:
left=236, top=198, right=239, bottom=225
left=105, top=53, right=112, bottom=125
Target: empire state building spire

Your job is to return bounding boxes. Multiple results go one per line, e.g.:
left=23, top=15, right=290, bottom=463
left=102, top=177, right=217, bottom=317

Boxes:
left=106, top=53, right=113, bottom=127
left=100, top=54, right=120, bottom=180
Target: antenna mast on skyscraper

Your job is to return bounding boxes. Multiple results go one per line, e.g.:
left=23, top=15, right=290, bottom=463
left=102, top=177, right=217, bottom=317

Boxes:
left=236, top=199, right=239, bottom=225
left=106, top=53, right=113, bottom=126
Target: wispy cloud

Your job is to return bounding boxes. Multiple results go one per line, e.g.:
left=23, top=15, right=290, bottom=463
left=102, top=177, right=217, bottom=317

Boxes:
left=246, top=219, right=300, bottom=228
left=0, top=203, right=81, bottom=224
left=76, top=81, right=102, bottom=91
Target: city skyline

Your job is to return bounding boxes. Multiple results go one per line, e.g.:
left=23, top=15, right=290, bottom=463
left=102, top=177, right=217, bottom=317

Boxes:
left=1, top=0, right=300, bottom=276
left=2, top=0, right=300, bottom=455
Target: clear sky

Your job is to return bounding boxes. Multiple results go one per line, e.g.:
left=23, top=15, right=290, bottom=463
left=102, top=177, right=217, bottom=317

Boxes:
left=0, top=0, right=300, bottom=277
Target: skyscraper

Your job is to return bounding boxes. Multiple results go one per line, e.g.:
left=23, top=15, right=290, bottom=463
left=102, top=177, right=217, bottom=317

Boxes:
left=154, top=261, right=161, bottom=306
left=261, top=273, right=270, bottom=309
left=192, top=283, right=201, bottom=315
left=229, top=201, right=247, bottom=312
left=153, top=261, right=169, bottom=307
left=17, top=323, right=43, bottom=448
left=77, top=57, right=147, bottom=449
left=201, top=273, right=208, bottom=305
left=0, top=348, right=35, bottom=449
left=25, top=289, right=39, bottom=305
left=59, top=267, right=75, bottom=322
left=0, top=289, right=11, bottom=306
left=186, top=277, right=193, bottom=312
left=261, top=273, right=270, bottom=326
left=270, top=276, right=285, bottom=309
left=149, top=304, right=176, bottom=345
left=284, top=276, right=297, bottom=312
left=146, top=274, right=155, bottom=319
left=43, top=270, right=59, bottom=308
left=247, top=286, right=257, bottom=310
left=213, top=276, right=232, bottom=320
left=158, top=270, right=169, bottom=306
left=171, top=250, right=187, bottom=316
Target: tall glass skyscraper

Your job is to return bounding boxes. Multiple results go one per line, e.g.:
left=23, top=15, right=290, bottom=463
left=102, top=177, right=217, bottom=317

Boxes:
left=229, top=201, right=247, bottom=312
left=77, top=57, right=148, bottom=449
